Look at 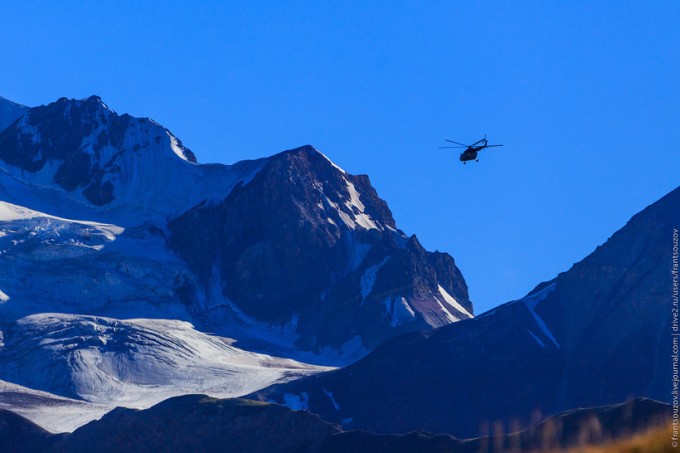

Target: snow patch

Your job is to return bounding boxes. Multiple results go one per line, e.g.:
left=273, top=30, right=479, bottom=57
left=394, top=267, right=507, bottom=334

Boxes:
left=283, top=392, right=309, bottom=411
left=522, top=284, right=560, bottom=348
left=525, top=305, right=560, bottom=348
left=383, top=296, right=393, bottom=315
left=523, top=283, right=557, bottom=309
left=322, top=178, right=381, bottom=231
left=343, top=178, right=379, bottom=230
left=433, top=296, right=459, bottom=323
left=318, top=151, right=347, bottom=174
left=349, top=242, right=372, bottom=271
left=391, top=297, right=416, bottom=327
left=281, top=314, right=299, bottom=338
left=360, top=257, right=389, bottom=303
left=344, top=180, right=365, bottom=211
left=383, top=296, right=417, bottom=327
left=322, top=388, right=340, bottom=410
left=0, top=201, right=123, bottom=238
left=337, top=210, right=357, bottom=229
left=527, top=330, right=545, bottom=348
left=437, top=285, right=473, bottom=318
left=167, top=131, right=192, bottom=162
left=318, top=335, right=368, bottom=364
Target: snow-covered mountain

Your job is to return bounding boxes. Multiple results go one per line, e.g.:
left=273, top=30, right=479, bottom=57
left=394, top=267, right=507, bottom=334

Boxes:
left=251, top=185, right=678, bottom=437
left=0, top=96, right=265, bottom=223
left=168, top=145, right=472, bottom=354
left=0, top=95, right=472, bottom=359
left=0, top=312, right=326, bottom=433
left=0, top=313, right=327, bottom=404
left=0, top=95, right=473, bottom=431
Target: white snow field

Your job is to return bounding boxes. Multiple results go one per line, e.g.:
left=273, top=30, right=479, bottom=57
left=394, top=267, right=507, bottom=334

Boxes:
left=0, top=379, right=110, bottom=433
left=0, top=313, right=331, bottom=432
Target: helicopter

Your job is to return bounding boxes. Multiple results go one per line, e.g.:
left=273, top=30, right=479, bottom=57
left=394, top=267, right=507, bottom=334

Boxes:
left=439, top=135, right=503, bottom=164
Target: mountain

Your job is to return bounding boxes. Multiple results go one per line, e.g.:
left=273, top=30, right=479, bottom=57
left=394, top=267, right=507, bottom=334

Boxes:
left=168, top=145, right=472, bottom=354
left=0, top=95, right=472, bottom=359
left=0, top=95, right=472, bottom=430
left=251, top=186, right=678, bottom=437
left=0, top=96, right=28, bottom=132
left=0, top=96, right=262, bottom=221
left=0, top=396, right=668, bottom=452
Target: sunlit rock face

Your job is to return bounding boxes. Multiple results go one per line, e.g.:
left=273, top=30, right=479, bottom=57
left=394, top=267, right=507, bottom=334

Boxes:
left=169, top=145, right=472, bottom=354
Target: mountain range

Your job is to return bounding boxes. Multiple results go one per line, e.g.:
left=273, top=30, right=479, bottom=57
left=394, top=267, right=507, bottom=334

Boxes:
left=0, top=95, right=471, bottom=432
left=0, top=94, right=672, bottom=449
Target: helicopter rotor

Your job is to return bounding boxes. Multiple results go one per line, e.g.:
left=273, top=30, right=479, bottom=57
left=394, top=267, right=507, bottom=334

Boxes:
left=444, top=139, right=469, bottom=147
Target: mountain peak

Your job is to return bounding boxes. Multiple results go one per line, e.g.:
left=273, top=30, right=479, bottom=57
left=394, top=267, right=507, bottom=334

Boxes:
left=83, top=94, right=103, bottom=103
left=50, top=95, right=116, bottom=118
left=0, top=95, right=199, bottom=207
left=274, top=145, right=348, bottom=174
left=279, top=144, right=318, bottom=155
left=81, top=94, right=112, bottom=112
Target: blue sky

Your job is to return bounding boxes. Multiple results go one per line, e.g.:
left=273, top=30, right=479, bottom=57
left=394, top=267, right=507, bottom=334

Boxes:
left=1, top=1, right=678, bottom=313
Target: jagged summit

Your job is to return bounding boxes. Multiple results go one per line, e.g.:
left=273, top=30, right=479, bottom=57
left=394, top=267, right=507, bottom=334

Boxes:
left=79, top=94, right=109, bottom=107
left=1, top=95, right=196, bottom=166
left=0, top=95, right=472, bottom=370
left=169, top=137, right=472, bottom=355
left=0, top=95, right=265, bottom=223
left=264, top=144, right=397, bottom=232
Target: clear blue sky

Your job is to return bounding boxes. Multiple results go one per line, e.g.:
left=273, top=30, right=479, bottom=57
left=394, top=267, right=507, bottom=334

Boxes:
left=1, top=2, right=678, bottom=313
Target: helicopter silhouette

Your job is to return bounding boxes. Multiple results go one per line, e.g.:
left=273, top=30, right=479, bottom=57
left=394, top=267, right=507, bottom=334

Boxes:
left=439, top=135, right=503, bottom=164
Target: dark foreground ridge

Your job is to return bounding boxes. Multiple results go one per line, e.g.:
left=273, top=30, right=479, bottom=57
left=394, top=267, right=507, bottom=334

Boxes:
left=0, top=396, right=670, bottom=453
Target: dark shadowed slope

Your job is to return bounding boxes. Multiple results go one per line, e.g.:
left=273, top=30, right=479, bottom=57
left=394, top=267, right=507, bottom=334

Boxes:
left=322, top=398, right=670, bottom=453
left=251, top=186, right=679, bottom=437
left=0, top=408, right=59, bottom=452
left=51, top=396, right=337, bottom=453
